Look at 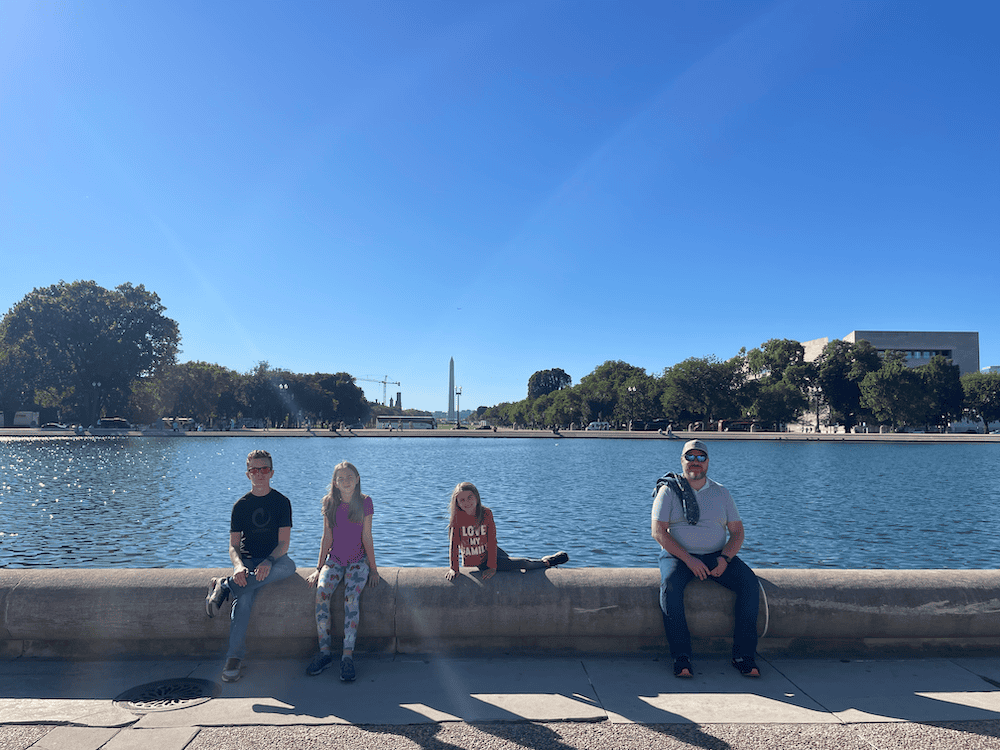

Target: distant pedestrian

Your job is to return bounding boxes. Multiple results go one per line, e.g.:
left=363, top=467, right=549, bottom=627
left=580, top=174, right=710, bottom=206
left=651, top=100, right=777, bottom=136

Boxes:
left=446, top=481, right=568, bottom=580
left=305, top=461, right=380, bottom=682
left=205, top=449, right=296, bottom=683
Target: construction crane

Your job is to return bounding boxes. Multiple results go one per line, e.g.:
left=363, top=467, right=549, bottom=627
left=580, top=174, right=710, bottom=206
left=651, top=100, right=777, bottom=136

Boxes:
left=357, top=376, right=401, bottom=405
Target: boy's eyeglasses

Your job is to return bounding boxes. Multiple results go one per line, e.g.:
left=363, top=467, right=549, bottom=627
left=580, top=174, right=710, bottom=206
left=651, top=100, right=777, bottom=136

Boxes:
left=683, top=453, right=708, bottom=462
left=247, top=466, right=272, bottom=475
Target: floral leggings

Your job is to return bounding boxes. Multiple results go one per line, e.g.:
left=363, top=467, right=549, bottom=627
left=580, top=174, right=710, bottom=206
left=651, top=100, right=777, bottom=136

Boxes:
left=315, top=558, right=370, bottom=653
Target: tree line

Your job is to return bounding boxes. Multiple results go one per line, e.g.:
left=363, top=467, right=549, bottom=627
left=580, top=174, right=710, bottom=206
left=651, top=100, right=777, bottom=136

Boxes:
left=2, top=281, right=998, bottom=432
left=0, top=281, right=380, bottom=428
left=474, top=340, right=1000, bottom=433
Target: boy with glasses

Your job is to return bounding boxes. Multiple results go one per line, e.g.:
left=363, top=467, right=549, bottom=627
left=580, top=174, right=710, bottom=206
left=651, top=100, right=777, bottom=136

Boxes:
left=205, top=449, right=296, bottom=682
left=651, top=439, right=760, bottom=678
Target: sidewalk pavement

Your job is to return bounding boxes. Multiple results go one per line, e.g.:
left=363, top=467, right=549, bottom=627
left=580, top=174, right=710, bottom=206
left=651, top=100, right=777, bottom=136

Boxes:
left=2, top=654, right=1000, bottom=750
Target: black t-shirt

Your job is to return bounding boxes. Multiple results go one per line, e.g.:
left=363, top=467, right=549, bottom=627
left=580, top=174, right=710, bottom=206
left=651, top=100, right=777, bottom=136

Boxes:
left=230, top=489, right=293, bottom=561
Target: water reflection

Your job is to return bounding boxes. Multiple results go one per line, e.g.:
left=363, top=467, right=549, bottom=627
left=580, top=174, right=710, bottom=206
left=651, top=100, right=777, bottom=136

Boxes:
left=1, top=436, right=996, bottom=570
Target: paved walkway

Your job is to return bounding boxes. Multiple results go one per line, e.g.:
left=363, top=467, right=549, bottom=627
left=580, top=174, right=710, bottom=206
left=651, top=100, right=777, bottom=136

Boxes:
left=2, top=654, right=1000, bottom=749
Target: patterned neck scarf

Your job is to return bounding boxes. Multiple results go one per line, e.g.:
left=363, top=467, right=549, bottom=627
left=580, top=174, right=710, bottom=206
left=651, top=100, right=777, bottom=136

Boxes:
left=653, top=472, right=700, bottom=525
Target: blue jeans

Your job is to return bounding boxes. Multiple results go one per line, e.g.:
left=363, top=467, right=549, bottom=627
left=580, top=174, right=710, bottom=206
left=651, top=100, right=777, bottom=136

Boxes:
left=658, top=551, right=759, bottom=660
left=225, top=554, right=296, bottom=660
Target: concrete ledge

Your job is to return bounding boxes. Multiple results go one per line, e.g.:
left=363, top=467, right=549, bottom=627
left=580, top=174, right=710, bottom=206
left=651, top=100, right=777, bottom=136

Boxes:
left=1, top=568, right=998, bottom=659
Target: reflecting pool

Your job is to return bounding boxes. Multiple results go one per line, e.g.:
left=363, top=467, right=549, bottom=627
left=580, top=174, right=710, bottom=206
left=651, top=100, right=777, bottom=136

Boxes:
left=1, top=436, right=996, bottom=570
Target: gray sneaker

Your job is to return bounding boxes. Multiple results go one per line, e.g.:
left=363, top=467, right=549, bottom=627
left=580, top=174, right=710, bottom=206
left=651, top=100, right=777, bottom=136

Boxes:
left=205, top=577, right=229, bottom=618
left=221, top=657, right=243, bottom=683
left=307, top=652, right=334, bottom=676
left=340, top=656, right=356, bottom=682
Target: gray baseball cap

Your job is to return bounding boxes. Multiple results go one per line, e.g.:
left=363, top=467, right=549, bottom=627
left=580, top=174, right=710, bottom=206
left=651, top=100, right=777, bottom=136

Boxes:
left=682, top=439, right=709, bottom=457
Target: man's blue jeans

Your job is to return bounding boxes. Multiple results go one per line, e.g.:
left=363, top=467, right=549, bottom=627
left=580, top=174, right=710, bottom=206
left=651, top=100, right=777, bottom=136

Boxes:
left=225, top=554, right=296, bottom=660
left=658, top=551, right=759, bottom=660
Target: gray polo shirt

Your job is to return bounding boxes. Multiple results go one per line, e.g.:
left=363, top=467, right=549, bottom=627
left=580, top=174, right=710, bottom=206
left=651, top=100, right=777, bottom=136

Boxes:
left=652, top=476, right=741, bottom=555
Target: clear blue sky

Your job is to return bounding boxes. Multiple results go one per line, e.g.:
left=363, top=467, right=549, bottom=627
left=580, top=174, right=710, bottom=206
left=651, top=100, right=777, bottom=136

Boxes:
left=2, top=1, right=997, bottom=412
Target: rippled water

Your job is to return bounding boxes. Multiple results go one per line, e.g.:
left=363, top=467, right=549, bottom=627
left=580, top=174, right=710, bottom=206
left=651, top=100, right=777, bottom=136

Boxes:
left=1, top=436, right=997, bottom=569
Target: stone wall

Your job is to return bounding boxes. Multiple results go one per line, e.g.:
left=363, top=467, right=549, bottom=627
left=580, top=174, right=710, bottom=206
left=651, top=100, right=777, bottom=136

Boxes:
left=1, top=569, right=997, bottom=659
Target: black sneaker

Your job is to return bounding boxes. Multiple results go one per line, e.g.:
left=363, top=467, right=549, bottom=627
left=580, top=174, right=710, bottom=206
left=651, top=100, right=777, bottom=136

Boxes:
left=205, top=577, right=229, bottom=618
left=543, top=551, right=570, bottom=567
left=221, top=657, right=243, bottom=683
left=340, top=656, right=356, bottom=682
left=732, top=656, right=760, bottom=677
left=673, top=655, right=693, bottom=678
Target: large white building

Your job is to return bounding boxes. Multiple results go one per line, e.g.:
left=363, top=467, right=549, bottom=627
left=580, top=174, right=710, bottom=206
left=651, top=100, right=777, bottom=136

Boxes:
left=794, top=330, right=986, bottom=433
left=802, top=330, right=980, bottom=376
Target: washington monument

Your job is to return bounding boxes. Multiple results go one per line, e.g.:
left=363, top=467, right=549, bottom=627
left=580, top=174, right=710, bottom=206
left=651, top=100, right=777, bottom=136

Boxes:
left=447, top=358, right=455, bottom=422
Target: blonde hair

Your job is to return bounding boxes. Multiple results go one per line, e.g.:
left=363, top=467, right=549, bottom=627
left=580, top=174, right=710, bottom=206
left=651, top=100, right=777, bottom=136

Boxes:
left=322, top=461, right=366, bottom=526
left=449, top=481, right=485, bottom=527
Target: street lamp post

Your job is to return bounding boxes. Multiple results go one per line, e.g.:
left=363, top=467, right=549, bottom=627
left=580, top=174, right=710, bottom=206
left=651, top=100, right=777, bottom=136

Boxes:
left=455, top=387, right=462, bottom=428
left=626, top=386, right=637, bottom=430
left=92, top=381, right=101, bottom=427
left=278, top=383, right=288, bottom=428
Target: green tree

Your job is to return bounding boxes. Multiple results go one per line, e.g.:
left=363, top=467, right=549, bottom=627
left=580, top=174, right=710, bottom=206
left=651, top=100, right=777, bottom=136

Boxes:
left=743, top=340, right=811, bottom=428
left=527, top=368, right=572, bottom=400
left=745, top=380, right=809, bottom=429
left=543, top=388, right=584, bottom=427
left=614, top=373, right=662, bottom=427
left=316, top=372, right=368, bottom=424
left=242, top=363, right=284, bottom=425
left=576, top=361, right=650, bottom=425
left=0, top=280, right=180, bottom=425
left=860, top=352, right=930, bottom=430
left=216, top=388, right=247, bottom=424
left=746, top=339, right=806, bottom=382
left=815, top=339, right=881, bottom=431
left=961, top=371, right=1000, bottom=431
left=128, top=376, right=161, bottom=426
left=918, top=355, right=963, bottom=430
left=529, top=391, right=556, bottom=426
left=501, top=399, right=532, bottom=428
left=661, top=355, right=744, bottom=427
left=481, top=402, right=515, bottom=427
left=160, top=361, right=242, bottom=425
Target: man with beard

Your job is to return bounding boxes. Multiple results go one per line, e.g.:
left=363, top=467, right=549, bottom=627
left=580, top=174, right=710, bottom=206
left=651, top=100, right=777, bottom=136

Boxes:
left=651, top=439, right=760, bottom=678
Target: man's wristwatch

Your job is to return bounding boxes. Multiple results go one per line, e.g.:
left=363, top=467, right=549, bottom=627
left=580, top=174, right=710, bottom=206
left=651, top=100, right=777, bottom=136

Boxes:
left=266, top=555, right=276, bottom=564
left=720, top=554, right=732, bottom=564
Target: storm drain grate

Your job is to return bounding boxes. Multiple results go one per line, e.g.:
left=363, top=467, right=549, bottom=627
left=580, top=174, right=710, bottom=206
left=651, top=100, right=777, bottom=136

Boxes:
left=114, top=678, right=220, bottom=712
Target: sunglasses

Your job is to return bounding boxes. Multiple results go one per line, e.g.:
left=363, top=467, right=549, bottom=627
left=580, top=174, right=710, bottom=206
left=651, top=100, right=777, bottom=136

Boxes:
left=247, top=466, right=272, bottom=475
left=683, top=453, right=708, bottom=462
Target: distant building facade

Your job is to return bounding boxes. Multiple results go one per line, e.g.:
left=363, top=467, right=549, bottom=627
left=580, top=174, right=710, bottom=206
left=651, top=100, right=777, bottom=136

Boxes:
left=801, top=337, right=830, bottom=363
left=791, top=330, right=983, bottom=434
left=800, top=331, right=980, bottom=376
left=843, top=330, right=979, bottom=376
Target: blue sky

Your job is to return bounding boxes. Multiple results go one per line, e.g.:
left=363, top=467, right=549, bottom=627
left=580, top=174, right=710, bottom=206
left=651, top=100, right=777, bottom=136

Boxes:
left=2, top=1, right=997, bottom=412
